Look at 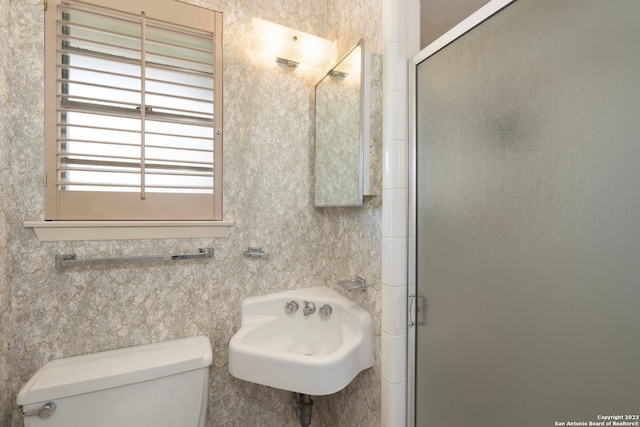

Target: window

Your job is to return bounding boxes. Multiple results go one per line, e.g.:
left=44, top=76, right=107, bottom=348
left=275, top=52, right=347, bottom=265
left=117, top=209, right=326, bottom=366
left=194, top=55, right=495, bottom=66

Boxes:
left=44, top=0, right=223, bottom=220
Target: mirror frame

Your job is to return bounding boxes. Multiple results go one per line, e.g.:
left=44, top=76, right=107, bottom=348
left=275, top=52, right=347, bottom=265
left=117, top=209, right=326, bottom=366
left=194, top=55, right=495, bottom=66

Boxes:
left=314, top=39, right=370, bottom=207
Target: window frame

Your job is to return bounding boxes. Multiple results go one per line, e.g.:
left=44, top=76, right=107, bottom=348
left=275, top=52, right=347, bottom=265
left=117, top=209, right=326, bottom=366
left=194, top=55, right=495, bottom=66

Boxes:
left=44, top=0, right=223, bottom=221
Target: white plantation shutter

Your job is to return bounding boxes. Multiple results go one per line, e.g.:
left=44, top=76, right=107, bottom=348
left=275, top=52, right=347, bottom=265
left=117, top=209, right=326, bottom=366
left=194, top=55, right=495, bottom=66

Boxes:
left=45, top=0, right=223, bottom=220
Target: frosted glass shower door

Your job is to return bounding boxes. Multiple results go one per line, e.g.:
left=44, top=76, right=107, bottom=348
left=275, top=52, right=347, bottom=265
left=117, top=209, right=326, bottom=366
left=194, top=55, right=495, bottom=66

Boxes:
left=413, top=0, right=640, bottom=426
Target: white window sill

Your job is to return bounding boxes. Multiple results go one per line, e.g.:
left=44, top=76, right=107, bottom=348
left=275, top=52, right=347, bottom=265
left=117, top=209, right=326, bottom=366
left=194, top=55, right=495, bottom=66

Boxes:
left=24, top=220, right=234, bottom=242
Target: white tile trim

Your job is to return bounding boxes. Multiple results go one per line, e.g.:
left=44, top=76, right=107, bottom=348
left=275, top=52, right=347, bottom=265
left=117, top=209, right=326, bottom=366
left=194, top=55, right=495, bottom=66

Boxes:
left=382, top=0, right=418, bottom=425
left=382, top=284, right=407, bottom=335
left=382, top=379, right=407, bottom=427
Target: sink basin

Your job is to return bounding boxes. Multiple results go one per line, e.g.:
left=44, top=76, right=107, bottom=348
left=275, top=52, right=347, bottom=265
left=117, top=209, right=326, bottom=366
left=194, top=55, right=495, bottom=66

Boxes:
left=228, top=286, right=373, bottom=396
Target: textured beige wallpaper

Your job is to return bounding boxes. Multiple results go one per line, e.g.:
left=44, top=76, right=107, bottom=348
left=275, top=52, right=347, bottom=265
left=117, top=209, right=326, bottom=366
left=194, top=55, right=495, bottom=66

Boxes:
left=2, top=0, right=381, bottom=426
left=321, top=1, right=383, bottom=424
left=0, top=0, right=12, bottom=424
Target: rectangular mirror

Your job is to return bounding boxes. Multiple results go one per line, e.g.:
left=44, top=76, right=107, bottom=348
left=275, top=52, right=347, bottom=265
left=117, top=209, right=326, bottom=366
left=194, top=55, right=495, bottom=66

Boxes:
left=314, top=40, right=370, bottom=207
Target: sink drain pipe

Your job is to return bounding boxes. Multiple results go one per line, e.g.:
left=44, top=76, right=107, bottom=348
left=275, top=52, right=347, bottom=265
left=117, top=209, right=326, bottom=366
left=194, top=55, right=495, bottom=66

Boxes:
left=295, top=393, right=313, bottom=427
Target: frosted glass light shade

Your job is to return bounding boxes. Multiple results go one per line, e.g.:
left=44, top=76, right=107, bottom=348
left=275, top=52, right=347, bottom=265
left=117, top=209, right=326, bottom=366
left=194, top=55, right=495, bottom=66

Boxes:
left=251, top=18, right=334, bottom=69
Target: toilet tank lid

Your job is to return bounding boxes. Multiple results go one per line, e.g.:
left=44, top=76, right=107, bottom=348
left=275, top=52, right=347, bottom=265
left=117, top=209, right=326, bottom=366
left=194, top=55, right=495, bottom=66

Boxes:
left=17, top=336, right=213, bottom=405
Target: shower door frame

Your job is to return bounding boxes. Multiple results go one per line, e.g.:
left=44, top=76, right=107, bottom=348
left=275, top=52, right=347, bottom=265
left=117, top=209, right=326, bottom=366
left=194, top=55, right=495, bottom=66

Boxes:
left=407, top=1, right=516, bottom=425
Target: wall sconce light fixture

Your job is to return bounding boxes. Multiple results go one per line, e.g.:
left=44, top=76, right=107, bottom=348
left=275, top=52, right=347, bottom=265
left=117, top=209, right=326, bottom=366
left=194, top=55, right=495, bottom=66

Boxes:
left=251, top=18, right=335, bottom=69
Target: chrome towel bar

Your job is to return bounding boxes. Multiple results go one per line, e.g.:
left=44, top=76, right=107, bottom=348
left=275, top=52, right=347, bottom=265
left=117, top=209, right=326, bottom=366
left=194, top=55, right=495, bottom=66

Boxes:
left=55, top=248, right=214, bottom=269
left=243, top=247, right=270, bottom=257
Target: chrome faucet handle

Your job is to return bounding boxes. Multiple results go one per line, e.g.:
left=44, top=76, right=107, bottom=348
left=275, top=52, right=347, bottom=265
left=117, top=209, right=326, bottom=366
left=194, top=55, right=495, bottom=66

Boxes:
left=302, top=301, right=316, bottom=317
left=285, top=300, right=299, bottom=314
left=318, top=304, right=332, bottom=319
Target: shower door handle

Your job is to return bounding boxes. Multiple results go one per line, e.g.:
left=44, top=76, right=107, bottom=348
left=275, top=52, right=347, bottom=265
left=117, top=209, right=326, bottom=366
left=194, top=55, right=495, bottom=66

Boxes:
left=408, top=295, right=427, bottom=327
left=408, top=294, right=416, bottom=327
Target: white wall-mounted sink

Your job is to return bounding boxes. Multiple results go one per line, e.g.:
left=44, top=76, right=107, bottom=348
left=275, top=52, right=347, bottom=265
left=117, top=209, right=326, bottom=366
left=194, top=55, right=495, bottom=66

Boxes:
left=228, top=286, right=373, bottom=396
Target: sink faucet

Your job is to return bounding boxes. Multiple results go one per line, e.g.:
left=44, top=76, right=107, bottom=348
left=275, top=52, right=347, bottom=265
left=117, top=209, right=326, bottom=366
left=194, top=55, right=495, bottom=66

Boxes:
left=318, top=304, right=332, bottom=319
left=285, top=300, right=299, bottom=314
left=302, top=301, right=316, bottom=317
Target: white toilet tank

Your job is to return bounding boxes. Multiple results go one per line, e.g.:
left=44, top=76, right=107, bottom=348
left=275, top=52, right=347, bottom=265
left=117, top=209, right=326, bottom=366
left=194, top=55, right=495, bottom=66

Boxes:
left=17, top=336, right=212, bottom=427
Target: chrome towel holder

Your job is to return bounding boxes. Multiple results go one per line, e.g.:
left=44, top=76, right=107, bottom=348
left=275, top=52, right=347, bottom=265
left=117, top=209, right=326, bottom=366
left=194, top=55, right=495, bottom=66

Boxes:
left=55, top=248, right=214, bottom=269
left=243, top=247, right=270, bottom=257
